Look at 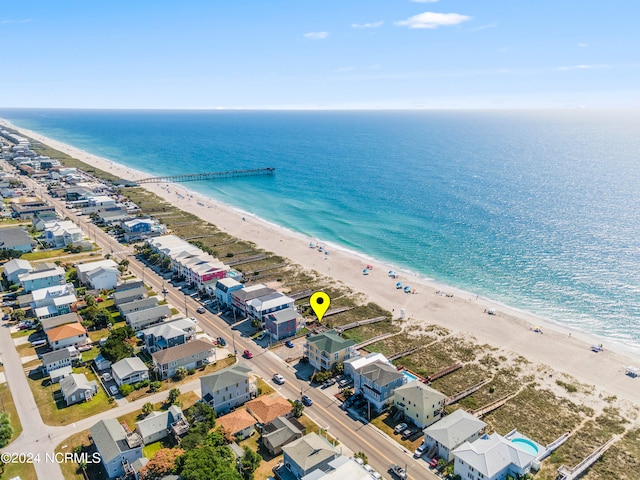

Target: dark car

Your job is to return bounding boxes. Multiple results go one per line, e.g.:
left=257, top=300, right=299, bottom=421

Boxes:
left=285, top=340, right=295, bottom=348
left=388, top=464, right=407, bottom=480
left=301, top=395, right=313, bottom=406
left=217, top=337, right=226, bottom=346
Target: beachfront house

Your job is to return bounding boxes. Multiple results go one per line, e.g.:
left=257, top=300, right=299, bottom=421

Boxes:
left=217, top=409, right=258, bottom=440
left=60, top=373, right=98, bottom=406
left=246, top=292, right=295, bottom=323
left=262, top=416, right=305, bottom=456
left=423, top=409, right=487, bottom=462
left=151, top=339, right=214, bottom=379
left=344, top=352, right=390, bottom=380
left=134, top=405, right=185, bottom=445
left=96, top=208, right=132, bottom=225
left=18, top=264, right=66, bottom=293
left=31, top=283, right=77, bottom=320
left=76, top=259, right=119, bottom=290
left=265, top=308, right=303, bottom=341
left=200, top=363, right=257, bottom=414
left=111, top=357, right=149, bottom=386
left=43, top=220, right=84, bottom=247
left=46, top=322, right=88, bottom=351
left=393, top=380, right=446, bottom=429
left=304, top=330, right=356, bottom=372
left=125, top=304, right=172, bottom=331
left=230, top=284, right=276, bottom=319
left=122, top=218, right=166, bottom=242
left=452, top=433, right=537, bottom=480
left=353, top=360, right=406, bottom=412
left=142, top=317, right=197, bottom=353
left=90, top=419, right=143, bottom=479
left=215, top=277, right=243, bottom=308
left=117, top=296, right=158, bottom=317
left=281, top=432, right=341, bottom=480
left=3, top=258, right=33, bottom=284
left=0, top=226, right=36, bottom=252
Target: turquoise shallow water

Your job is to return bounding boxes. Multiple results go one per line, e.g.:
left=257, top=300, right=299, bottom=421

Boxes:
left=2, top=109, right=639, bottom=348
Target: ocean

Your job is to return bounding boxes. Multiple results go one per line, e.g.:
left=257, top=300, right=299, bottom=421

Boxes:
left=1, top=109, right=639, bottom=349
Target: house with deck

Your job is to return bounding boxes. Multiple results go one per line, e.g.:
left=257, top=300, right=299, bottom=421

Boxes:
left=265, top=308, right=303, bottom=341
left=393, top=380, right=446, bottom=429
left=90, top=418, right=143, bottom=479
left=117, top=296, right=158, bottom=317
left=151, top=339, right=214, bottom=379
left=31, top=283, right=77, bottom=320
left=60, top=373, right=98, bottom=406
left=353, top=360, right=406, bottom=411
left=134, top=405, right=185, bottom=445
left=262, top=416, right=305, bottom=455
left=217, top=409, right=258, bottom=440
left=304, top=330, right=356, bottom=372
left=125, top=304, right=172, bottom=331
left=215, top=277, right=243, bottom=308
left=111, top=357, right=149, bottom=386
left=230, top=284, right=276, bottom=319
left=19, top=264, right=66, bottom=293
left=142, top=317, right=197, bottom=353
left=423, top=409, right=487, bottom=461
left=76, top=259, right=119, bottom=290
left=43, top=220, right=84, bottom=247
left=200, top=363, right=257, bottom=414
left=46, top=322, right=88, bottom=351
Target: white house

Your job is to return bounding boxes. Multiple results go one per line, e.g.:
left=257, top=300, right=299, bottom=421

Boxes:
left=60, top=373, right=98, bottom=406
left=423, top=409, right=487, bottom=461
left=46, top=322, right=88, bottom=351
left=246, top=292, right=295, bottom=323
left=90, top=419, right=143, bottom=479
left=76, top=259, right=120, bottom=290
left=31, top=283, right=77, bottom=319
left=344, top=352, right=390, bottom=379
left=111, top=357, right=149, bottom=386
left=215, top=277, right=243, bottom=308
left=3, top=258, right=33, bottom=284
left=43, top=220, right=83, bottom=247
left=135, top=405, right=185, bottom=445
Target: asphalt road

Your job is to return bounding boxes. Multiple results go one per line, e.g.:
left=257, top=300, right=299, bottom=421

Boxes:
left=2, top=166, right=438, bottom=480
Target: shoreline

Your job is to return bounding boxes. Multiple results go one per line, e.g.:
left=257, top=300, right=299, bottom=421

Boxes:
left=2, top=117, right=639, bottom=405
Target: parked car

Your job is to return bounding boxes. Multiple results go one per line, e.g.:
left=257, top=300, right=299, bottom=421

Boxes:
left=109, top=385, right=118, bottom=395
left=217, top=337, right=227, bottom=346
left=401, top=427, right=417, bottom=440
left=285, top=340, right=295, bottom=348
left=321, top=378, right=336, bottom=389
left=243, top=349, right=253, bottom=359
left=388, top=464, right=407, bottom=480
left=394, top=423, right=408, bottom=434
left=103, top=373, right=112, bottom=381
left=414, top=443, right=427, bottom=458
left=273, top=373, right=285, bottom=385
left=256, top=331, right=267, bottom=341
left=301, top=395, right=313, bottom=406
left=196, top=306, right=206, bottom=314
left=429, top=457, right=440, bottom=468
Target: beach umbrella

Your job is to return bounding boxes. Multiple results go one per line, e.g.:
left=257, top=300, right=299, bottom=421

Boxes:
left=363, top=269, right=369, bottom=275
left=404, top=285, right=411, bottom=292
left=396, top=282, right=402, bottom=289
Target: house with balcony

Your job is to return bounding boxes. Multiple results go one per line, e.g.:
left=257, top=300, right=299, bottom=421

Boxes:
left=18, top=264, right=66, bottom=293
left=122, top=218, right=167, bottom=242
left=43, top=220, right=84, bottom=247
left=125, top=304, right=172, bottom=331
left=230, top=284, right=276, bottom=319
left=354, top=360, right=406, bottom=412
left=393, top=380, right=445, bottom=429
left=151, top=339, right=214, bottom=379
left=111, top=357, right=149, bottom=386
left=200, top=363, right=257, bottom=414
left=76, top=259, right=119, bottom=290
left=344, top=352, right=390, bottom=380
left=117, top=296, right=158, bottom=317
left=142, top=317, right=197, bottom=353
left=265, top=308, right=303, bottom=341
left=304, top=330, right=356, bottom=372
left=90, top=418, right=143, bottom=479
left=134, top=405, right=185, bottom=445
left=3, top=258, right=33, bottom=284
left=215, top=277, right=243, bottom=308
left=46, top=322, right=88, bottom=351
left=246, top=292, right=295, bottom=323
left=31, top=283, right=77, bottom=320
left=423, top=409, right=487, bottom=462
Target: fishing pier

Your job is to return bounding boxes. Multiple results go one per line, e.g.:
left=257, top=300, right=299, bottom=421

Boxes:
left=137, top=167, right=275, bottom=184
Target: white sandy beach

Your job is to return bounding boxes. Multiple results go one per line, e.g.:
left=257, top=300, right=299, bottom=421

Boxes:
left=3, top=119, right=639, bottom=407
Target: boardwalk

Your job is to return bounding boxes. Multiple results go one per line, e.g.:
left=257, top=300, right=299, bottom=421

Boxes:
left=137, top=167, right=275, bottom=184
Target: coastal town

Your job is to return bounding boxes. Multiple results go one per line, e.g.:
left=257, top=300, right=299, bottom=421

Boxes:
left=0, top=127, right=638, bottom=480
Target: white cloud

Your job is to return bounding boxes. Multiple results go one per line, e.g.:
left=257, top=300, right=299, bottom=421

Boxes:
left=577, top=43, right=588, bottom=48
left=395, top=12, right=471, bottom=29
left=352, top=21, right=384, bottom=29
left=304, top=31, right=329, bottom=40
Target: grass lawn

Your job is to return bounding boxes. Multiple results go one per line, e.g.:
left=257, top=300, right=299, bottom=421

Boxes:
left=10, top=327, right=34, bottom=338
left=26, top=365, right=115, bottom=426
left=55, top=429, right=109, bottom=480
left=21, top=248, right=66, bottom=261
left=143, top=438, right=170, bottom=458
left=297, top=414, right=339, bottom=445
left=257, top=377, right=275, bottom=396
left=118, top=391, right=200, bottom=431
left=0, top=459, right=38, bottom=480
left=0, top=370, right=23, bottom=443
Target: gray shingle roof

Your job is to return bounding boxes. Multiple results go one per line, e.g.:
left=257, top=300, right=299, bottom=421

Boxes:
left=357, top=361, right=404, bottom=386
left=200, top=363, right=252, bottom=393
left=41, top=348, right=71, bottom=365
left=283, top=432, right=339, bottom=472
left=135, top=405, right=183, bottom=439
left=125, top=305, right=171, bottom=327
left=111, top=357, right=148, bottom=380
left=151, top=339, right=214, bottom=366
left=40, top=312, right=81, bottom=331
left=60, top=373, right=96, bottom=398
left=424, top=409, right=487, bottom=448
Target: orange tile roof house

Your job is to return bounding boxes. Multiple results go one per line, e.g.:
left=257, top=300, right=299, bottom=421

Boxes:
left=46, top=322, right=88, bottom=350
left=217, top=409, right=257, bottom=440
left=246, top=395, right=293, bottom=425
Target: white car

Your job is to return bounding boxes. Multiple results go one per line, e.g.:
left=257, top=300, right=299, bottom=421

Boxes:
left=109, top=385, right=118, bottom=395
left=414, top=443, right=427, bottom=458
left=102, top=373, right=112, bottom=381
left=196, top=306, right=206, bottom=314
left=273, top=374, right=285, bottom=385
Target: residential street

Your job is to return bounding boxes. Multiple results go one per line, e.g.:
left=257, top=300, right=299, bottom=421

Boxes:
left=0, top=168, right=438, bottom=480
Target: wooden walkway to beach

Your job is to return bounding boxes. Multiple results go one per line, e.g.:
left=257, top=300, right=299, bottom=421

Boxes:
left=137, top=167, right=275, bottom=184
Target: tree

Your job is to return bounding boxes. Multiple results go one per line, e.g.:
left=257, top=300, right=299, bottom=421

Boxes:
left=84, top=294, right=96, bottom=308
left=149, top=381, right=162, bottom=392
left=118, top=259, right=129, bottom=275
left=10, top=309, right=25, bottom=322
left=139, top=448, right=184, bottom=480
left=342, top=386, right=353, bottom=398
left=168, top=387, right=181, bottom=405
left=173, top=366, right=188, bottom=381
left=101, top=326, right=135, bottom=362
left=0, top=413, right=14, bottom=447
left=240, top=447, right=262, bottom=480
left=354, top=452, right=368, bottom=464
left=292, top=400, right=304, bottom=418
left=149, top=253, right=162, bottom=265
left=161, top=257, right=171, bottom=271
left=142, top=402, right=154, bottom=415
left=178, top=445, right=242, bottom=480
left=94, top=310, right=111, bottom=329
left=119, top=384, right=134, bottom=396
left=185, top=401, right=216, bottom=430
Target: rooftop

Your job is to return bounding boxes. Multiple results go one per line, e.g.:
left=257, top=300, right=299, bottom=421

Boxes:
left=201, top=363, right=252, bottom=393
left=46, top=322, right=87, bottom=342
left=217, top=409, right=257, bottom=437
left=283, top=433, right=340, bottom=473
left=112, top=357, right=148, bottom=379
left=151, top=339, right=214, bottom=365
left=424, top=409, right=487, bottom=448
left=307, top=330, right=355, bottom=354
left=246, top=395, right=293, bottom=424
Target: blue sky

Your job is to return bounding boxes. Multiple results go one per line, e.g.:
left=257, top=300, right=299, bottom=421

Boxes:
left=1, top=1, right=639, bottom=109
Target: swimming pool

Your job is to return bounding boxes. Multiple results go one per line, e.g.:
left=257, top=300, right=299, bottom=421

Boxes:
left=402, top=371, right=418, bottom=381
left=511, top=438, right=539, bottom=455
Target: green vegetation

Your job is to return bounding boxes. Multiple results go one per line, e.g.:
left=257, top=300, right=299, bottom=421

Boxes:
left=0, top=412, right=14, bottom=447
left=100, top=325, right=135, bottom=362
